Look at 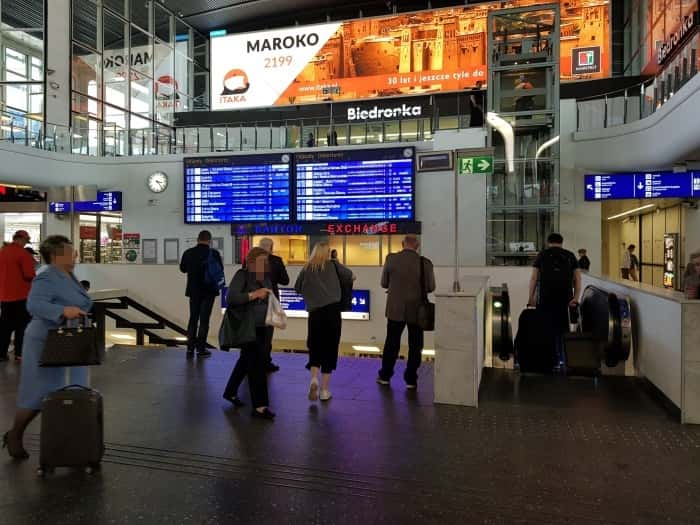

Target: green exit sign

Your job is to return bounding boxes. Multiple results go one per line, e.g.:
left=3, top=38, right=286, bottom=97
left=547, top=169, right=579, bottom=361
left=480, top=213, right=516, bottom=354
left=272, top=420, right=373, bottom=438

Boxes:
left=458, top=155, right=493, bottom=175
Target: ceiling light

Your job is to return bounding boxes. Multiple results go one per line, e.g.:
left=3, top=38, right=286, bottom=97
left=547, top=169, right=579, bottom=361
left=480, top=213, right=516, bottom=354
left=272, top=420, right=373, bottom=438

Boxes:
left=352, top=345, right=381, bottom=353
left=422, top=349, right=435, bottom=356
left=175, top=336, right=187, bottom=341
left=607, top=204, right=655, bottom=220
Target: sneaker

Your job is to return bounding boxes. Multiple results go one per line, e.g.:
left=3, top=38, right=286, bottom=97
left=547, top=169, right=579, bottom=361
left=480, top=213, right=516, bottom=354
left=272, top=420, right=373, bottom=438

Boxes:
left=308, top=379, right=319, bottom=401
left=320, top=390, right=332, bottom=401
left=197, top=350, right=212, bottom=358
left=376, top=377, right=390, bottom=386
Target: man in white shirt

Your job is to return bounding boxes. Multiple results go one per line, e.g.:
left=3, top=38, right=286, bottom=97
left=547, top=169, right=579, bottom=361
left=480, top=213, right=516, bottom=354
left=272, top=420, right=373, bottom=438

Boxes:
left=621, top=244, right=637, bottom=280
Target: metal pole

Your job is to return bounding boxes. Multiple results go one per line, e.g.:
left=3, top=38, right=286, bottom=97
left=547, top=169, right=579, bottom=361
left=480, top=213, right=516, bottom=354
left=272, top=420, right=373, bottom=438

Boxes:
left=453, top=158, right=461, bottom=292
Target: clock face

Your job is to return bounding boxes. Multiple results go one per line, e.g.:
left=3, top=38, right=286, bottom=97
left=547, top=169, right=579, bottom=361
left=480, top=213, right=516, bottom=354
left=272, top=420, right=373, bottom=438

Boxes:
left=148, top=172, right=168, bottom=193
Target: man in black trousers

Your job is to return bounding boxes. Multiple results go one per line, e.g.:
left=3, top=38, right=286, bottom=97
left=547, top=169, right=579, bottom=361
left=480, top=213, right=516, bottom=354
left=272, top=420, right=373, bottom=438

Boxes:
left=258, top=238, right=289, bottom=372
left=180, top=230, right=223, bottom=359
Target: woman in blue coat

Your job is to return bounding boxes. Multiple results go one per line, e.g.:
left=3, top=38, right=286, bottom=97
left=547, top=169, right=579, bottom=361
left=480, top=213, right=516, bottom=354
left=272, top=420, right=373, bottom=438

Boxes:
left=3, top=235, right=91, bottom=459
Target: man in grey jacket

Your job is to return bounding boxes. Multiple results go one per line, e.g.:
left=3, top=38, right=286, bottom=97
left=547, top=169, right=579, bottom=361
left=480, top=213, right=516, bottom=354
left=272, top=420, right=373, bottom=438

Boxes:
left=377, top=235, right=436, bottom=389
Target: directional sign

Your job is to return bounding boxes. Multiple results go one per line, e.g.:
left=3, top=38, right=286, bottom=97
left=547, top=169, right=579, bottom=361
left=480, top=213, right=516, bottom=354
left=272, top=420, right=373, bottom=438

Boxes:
left=584, top=171, right=700, bottom=201
left=458, top=155, right=493, bottom=175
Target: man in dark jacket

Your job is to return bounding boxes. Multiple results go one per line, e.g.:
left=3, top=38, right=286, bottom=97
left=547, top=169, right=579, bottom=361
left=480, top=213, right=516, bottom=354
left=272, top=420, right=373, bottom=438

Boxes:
left=258, top=238, right=289, bottom=371
left=577, top=249, right=591, bottom=271
left=377, top=235, right=436, bottom=389
left=179, top=230, right=223, bottom=359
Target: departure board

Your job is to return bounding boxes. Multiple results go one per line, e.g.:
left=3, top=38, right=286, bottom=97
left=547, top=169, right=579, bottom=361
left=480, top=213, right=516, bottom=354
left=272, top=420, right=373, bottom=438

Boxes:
left=184, top=154, right=291, bottom=223
left=295, top=147, right=414, bottom=221
left=585, top=171, right=700, bottom=201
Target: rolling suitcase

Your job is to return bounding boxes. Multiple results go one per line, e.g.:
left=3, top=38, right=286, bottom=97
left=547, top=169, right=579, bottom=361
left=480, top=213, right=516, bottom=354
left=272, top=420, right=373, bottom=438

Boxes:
left=515, top=307, right=557, bottom=374
left=564, top=306, right=601, bottom=376
left=38, top=385, right=104, bottom=476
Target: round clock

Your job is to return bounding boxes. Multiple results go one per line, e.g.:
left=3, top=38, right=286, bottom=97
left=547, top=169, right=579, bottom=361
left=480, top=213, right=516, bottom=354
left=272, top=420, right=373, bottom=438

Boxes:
left=147, top=172, right=168, bottom=193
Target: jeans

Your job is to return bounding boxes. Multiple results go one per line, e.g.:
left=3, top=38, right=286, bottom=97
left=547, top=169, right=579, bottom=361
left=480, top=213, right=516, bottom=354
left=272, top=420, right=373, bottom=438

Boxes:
left=224, top=327, right=271, bottom=409
left=187, top=295, right=216, bottom=352
left=0, top=299, right=31, bottom=358
left=378, top=320, right=424, bottom=385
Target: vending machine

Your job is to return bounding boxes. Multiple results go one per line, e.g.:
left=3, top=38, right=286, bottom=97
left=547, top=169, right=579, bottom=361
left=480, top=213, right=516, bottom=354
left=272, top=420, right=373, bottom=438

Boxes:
left=663, top=233, right=680, bottom=289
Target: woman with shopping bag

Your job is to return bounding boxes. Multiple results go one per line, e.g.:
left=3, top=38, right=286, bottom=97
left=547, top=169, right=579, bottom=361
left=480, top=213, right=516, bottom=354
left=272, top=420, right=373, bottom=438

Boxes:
left=220, top=247, right=277, bottom=420
left=295, top=241, right=354, bottom=402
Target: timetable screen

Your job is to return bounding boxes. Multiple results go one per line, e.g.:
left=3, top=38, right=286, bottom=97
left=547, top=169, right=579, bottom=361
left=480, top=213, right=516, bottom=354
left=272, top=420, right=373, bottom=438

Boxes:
left=184, top=154, right=291, bottom=223
left=295, top=147, right=415, bottom=221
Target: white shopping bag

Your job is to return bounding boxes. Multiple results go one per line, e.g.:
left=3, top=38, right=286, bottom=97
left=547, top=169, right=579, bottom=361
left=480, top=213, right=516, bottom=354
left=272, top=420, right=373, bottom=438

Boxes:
left=265, top=294, right=288, bottom=329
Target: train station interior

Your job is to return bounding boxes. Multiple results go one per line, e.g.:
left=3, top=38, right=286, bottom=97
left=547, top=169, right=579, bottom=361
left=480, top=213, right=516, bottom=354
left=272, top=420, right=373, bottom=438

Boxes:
left=1, top=0, right=700, bottom=523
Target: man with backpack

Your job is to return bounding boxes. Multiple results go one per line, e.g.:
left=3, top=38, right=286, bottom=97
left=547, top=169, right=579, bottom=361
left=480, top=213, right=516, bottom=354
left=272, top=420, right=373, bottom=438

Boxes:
left=180, top=230, right=225, bottom=359
left=528, top=233, right=581, bottom=364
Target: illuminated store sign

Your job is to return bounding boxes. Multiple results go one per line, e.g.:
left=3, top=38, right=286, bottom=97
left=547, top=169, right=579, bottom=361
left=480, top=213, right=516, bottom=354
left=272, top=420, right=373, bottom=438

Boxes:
left=658, top=12, right=698, bottom=65
left=572, top=46, right=601, bottom=75
left=230, top=221, right=421, bottom=236
left=211, top=1, right=610, bottom=110
left=347, top=104, right=422, bottom=121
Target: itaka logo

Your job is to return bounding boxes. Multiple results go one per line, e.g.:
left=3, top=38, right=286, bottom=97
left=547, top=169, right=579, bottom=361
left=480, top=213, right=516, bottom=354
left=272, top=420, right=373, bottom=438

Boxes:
left=222, top=69, right=250, bottom=95
left=578, top=50, right=594, bottom=66
left=156, top=75, right=180, bottom=100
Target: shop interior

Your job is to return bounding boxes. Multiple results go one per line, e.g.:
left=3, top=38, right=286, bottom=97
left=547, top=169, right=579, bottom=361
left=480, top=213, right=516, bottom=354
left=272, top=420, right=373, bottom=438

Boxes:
left=78, top=212, right=123, bottom=264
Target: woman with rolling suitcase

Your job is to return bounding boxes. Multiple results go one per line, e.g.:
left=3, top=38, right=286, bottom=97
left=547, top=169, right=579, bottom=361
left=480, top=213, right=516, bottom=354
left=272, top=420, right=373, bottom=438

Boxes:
left=3, top=235, right=92, bottom=460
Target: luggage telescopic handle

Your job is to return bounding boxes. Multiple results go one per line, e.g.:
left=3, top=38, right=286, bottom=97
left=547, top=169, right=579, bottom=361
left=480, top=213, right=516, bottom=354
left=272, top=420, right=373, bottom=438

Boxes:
left=59, top=384, right=92, bottom=392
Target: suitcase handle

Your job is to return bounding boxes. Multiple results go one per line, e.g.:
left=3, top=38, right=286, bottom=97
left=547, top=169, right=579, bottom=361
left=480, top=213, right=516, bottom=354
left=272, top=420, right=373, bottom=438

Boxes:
left=59, top=384, right=92, bottom=392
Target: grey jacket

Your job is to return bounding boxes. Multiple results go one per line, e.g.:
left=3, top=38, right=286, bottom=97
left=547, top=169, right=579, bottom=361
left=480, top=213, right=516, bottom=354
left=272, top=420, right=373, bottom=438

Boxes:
left=381, top=249, right=436, bottom=322
left=295, top=261, right=353, bottom=312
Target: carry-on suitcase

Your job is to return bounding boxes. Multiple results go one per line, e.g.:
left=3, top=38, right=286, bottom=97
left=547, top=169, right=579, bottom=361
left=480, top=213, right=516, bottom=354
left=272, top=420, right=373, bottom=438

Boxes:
left=515, top=307, right=557, bottom=374
left=564, top=306, right=601, bottom=376
left=38, top=385, right=104, bottom=476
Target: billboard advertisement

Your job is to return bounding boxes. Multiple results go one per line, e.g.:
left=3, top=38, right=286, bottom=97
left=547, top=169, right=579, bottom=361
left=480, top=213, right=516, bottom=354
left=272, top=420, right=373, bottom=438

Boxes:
left=211, top=0, right=610, bottom=111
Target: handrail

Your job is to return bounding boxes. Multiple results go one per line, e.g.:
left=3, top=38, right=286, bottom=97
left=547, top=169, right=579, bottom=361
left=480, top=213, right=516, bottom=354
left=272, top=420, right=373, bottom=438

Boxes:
left=575, top=77, right=655, bottom=103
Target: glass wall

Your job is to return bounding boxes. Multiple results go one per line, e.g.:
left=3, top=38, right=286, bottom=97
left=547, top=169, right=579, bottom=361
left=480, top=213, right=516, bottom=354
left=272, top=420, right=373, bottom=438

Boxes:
left=0, top=0, right=44, bottom=142
left=71, top=0, right=208, bottom=155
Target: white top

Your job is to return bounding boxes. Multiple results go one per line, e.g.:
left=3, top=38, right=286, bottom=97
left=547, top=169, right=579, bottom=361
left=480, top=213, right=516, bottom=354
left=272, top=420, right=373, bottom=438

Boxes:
left=621, top=250, right=632, bottom=269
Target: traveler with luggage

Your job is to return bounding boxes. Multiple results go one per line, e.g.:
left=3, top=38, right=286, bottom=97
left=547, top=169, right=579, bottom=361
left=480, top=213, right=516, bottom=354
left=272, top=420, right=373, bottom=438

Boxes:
left=221, top=247, right=276, bottom=419
left=0, top=230, right=36, bottom=362
left=377, top=235, right=436, bottom=389
left=522, top=233, right=581, bottom=372
left=3, top=235, right=92, bottom=459
left=180, top=230, right=225, bottom=359
left=258, top=237, right=289, bottom=372
left=295, top=241, right=354, bottom=402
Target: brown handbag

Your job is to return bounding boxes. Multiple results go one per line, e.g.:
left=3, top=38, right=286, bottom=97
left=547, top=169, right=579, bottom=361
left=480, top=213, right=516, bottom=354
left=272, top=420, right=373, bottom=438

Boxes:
left=39, top=317, right=101, bottom=367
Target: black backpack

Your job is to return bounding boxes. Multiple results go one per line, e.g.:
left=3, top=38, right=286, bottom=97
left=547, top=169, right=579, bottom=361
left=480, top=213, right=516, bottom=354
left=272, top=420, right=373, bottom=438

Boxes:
left=538, top=249, right=574, bottom=303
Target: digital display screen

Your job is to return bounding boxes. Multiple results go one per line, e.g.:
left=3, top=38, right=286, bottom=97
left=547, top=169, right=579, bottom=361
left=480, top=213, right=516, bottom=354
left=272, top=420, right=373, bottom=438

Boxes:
left=221, top=287, right=370, bottom=320
left=49, top=192, right=122, bottom=213
left=184, top=154, right=291, bottom=223
left=295, top=147, right=414, bottom=221
left=585, top=172, right=700, bottom=201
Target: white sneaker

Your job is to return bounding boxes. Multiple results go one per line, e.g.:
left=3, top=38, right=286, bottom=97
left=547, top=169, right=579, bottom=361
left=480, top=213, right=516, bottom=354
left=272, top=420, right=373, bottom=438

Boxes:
left=308, top=379, right=319, bottom=401
left=320, top=389, right=332, bottom=401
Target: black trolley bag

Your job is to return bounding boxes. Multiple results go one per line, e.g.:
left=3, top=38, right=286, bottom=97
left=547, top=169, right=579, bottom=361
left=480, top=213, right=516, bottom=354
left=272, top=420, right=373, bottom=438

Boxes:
left=563, top=305, right=601, bottom=376
left=515, top=307, right=557, bottom=373
left=38, top=384, right=104, bottom=476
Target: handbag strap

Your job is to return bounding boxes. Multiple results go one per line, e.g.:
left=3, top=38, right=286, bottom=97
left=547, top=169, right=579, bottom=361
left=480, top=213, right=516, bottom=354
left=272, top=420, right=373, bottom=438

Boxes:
left=419, top=256, right=428, bottom=303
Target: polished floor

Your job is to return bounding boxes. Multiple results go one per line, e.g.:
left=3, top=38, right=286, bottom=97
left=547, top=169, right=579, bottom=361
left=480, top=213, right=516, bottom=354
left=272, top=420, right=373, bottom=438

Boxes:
left=1, top=347, right=699, bottom=524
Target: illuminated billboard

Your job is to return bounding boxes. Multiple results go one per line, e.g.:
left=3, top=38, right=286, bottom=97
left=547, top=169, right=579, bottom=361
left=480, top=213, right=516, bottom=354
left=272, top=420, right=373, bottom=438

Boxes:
left=211, top=0, right=610, bottom=110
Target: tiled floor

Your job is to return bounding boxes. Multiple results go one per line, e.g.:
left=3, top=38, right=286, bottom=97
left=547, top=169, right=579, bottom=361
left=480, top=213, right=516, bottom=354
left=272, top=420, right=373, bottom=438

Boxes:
left=1, top=347, right=699, bottom=524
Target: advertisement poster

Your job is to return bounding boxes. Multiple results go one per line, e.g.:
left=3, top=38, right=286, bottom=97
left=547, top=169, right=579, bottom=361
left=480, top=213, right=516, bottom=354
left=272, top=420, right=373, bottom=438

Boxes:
left=122, top=233, right=142, bottom=264
left=211, top=0, right=610, bottom=110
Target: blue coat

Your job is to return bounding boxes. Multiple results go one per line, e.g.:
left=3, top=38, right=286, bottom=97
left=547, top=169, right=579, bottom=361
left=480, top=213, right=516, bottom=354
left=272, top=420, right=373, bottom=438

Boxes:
left=17, top=266, right=93, bottom=410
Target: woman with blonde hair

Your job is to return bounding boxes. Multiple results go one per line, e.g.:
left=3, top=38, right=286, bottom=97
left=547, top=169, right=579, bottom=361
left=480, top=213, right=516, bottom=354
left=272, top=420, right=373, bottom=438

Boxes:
left=295, top=241, right=353, bottom=401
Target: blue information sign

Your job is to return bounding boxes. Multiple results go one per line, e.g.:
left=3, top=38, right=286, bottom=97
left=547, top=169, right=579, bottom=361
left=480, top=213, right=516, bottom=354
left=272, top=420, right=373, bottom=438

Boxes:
left=184, top=154, right=291, bottom=223
left=585, top=171, right=700, bottom=201
left=48, top=191, right=122, bottom=213
left=295, top=147, right=415, bottom=221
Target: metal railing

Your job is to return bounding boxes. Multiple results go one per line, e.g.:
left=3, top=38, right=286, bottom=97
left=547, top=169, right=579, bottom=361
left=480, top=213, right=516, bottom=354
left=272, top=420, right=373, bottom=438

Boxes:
left=576, top=70, right=697, bottom=132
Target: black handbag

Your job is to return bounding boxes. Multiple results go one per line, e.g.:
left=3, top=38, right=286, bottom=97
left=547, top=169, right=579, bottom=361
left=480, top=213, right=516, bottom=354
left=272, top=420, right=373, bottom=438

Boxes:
left=219, top=306, right=256, bottom=348
left=333, top=261, right=353, bottom=311
left=39, top=317, right=101, bottom=367
left=415, top=256, right=435, bottom=332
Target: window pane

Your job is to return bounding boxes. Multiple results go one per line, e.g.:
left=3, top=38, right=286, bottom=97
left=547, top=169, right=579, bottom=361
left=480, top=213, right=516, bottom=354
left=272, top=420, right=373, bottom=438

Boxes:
left=5, top=83, right=28, bottom=111
left=73, top=0, right=99, bottom=51
left=131, top=75, right=153, bottom=118
left=29, top=85, right=43, bottom=115
left=130, top=0, right=151, bottom=32
left=2, top=0, right=43, bottom=28
left=71, top=92, right=101, bottom=119
left=174, top=50, right=191, bottom=98
left=154, top=5, right=172, bottom=44
left=103, top=0, right=127, bottom=17
left=103, top=12, right=129, bottom=107
left=130, top=26, right=153, bottom=78
left=345, top=237, right=380, bottom=266
left=5, top=48, right=27, bottom=76
left=72, top=43, right=102, bottom=96
left=104, top=105, right=127, bottom=156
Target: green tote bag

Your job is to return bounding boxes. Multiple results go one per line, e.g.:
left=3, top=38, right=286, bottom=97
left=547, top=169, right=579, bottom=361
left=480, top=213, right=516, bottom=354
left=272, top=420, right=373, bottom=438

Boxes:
left=218, top=305, right=256, bottom=348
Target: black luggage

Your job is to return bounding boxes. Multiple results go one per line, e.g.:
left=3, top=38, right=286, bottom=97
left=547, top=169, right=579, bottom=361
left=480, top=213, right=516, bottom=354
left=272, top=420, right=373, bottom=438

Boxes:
left=39, top=385, right=104, bottom=475
left=564, top=306, right=601, bottom=376
left=515, top=308, right=557, bottom=374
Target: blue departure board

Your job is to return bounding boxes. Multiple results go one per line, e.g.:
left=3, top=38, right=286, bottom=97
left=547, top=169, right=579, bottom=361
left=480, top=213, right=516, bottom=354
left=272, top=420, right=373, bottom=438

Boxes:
left=585, top=171, right=700, bottom=201
left=49, top=192, right=122, bottom=213
left=295, top=147, right=414, bottom=221
left=184, top=154, right=291, bottom=223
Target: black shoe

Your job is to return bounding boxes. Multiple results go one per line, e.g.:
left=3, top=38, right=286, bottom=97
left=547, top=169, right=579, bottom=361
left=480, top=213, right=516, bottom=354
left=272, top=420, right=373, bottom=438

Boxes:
left=251, top=408, right=276, bottom=420
left=197, top=350, right=212, bottom=358
left=266, top=363, right=280, bottom=373
left=223, top=394, right=245, bottom=407
left=2, top=431, right=29, bottom=460
left=186, top=350, right=194, bottom=359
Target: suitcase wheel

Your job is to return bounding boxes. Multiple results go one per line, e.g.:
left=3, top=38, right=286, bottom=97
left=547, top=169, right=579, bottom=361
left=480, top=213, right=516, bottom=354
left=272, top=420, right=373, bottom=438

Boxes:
left=85, top=463, right=101, bottom=475
left=37, top=465, right=54, bottom=477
